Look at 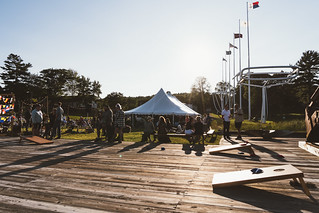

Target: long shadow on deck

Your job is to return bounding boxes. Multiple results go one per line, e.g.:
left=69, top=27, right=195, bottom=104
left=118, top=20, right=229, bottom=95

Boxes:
left=117, top=141, right=146, bottom=153
left=226, top=138, right=287, bottom=162
left=0, top=140, right=116, bottom=179
left=214, top=185, right=317, bottom=212
left=137, top=141, right=164, bottom=153
left=211, top=152, right=261, bottom=161
left=249, top=138, right=288, bottom=143
left=251, top=144, right=287, bottom=162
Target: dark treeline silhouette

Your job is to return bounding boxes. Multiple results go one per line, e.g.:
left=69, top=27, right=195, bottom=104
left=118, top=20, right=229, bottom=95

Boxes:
left=1, top=50, right=318, bottom=119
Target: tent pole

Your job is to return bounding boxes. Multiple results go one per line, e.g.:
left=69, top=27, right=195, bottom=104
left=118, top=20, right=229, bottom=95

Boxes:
left=131, top=114, right=134, bottom=128
left=172, top=114, right=175, bottom=126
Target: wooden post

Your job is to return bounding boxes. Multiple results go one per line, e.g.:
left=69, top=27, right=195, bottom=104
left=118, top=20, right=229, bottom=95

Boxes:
left=46, top=96, right=49, bottom=115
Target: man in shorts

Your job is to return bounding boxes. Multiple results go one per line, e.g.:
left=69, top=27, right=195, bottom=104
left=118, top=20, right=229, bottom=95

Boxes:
left=234, top=104, right=244, bottom=140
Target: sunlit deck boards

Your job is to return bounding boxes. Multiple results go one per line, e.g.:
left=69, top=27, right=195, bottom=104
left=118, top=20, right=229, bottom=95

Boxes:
left=0, top=136, right=318, bottom=212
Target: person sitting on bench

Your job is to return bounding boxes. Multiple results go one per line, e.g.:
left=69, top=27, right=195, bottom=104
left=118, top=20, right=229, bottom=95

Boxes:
left=157, top=116, right=171, bottom=143
left=185, top=116, right=194, bottom=135
left=193, top=115, right=204, bottom=144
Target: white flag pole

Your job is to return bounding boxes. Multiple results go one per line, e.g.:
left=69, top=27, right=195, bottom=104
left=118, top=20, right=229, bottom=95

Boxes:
left=246, top=1, right=251, bottom=120
left=238, top=19, right=242, bottom=109
left=233, top=38, right=236, bottom=110
left=228, top=49, right=231, bottom=108
left=222, top=58, right=224, bottom=82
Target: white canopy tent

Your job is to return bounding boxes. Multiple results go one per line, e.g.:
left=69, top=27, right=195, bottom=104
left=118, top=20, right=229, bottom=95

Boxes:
left=125, top=88, right=200, bottom=116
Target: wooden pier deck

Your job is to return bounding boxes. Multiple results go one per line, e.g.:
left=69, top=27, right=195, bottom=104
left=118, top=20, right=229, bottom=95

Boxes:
left=0, top=136, right=318, bottom=212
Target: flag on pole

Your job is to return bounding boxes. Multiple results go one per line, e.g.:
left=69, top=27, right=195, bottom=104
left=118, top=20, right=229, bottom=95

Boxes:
left=234, top=33, right=243, bottom=39
left=229, top=43, right=238, bottom=49
left=222, top=58, right=227, bottom=62
left=252, top=1, right=259, bottom=9
left=226, top=51, right=231, bottom=55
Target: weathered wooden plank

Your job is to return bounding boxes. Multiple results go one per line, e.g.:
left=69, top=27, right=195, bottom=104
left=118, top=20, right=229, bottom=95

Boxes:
left=0, top=136, right=318, bottom=212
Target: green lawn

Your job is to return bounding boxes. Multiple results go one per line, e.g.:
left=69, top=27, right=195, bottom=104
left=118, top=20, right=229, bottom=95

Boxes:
left=61, top=128, right=221, bottom=145
left=56, top=113, right=305, bottom=145
left=209, top=113, right=306, bottom=132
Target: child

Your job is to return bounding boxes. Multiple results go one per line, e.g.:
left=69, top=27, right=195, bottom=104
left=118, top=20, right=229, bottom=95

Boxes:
left=95, top=112, right=103, bottom=142
left=142, top=116, right=155, bottom=142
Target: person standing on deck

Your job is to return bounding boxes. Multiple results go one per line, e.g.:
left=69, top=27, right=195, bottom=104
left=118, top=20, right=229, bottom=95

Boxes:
left=221, top=105, right=231, bottom=139
left=31, top=104, right=43, bottom=136
left=234, top=104, right=244, bottom=140
left=101, top=105, right=113, bottom=142
left=113, top=103, right=125, bottom=143
left=51, top=102, right=64, bottom=139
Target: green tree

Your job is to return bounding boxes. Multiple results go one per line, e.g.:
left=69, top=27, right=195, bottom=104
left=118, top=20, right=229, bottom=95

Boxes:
left=63, top=69, right=79, bottom=96
left=295, top=50, right=319, bottom=105
left=39, top=68, right=73, bottom=101
left=0, top=54, right=32, bottom=101
left=104, top=92, right=124, bottom=109
left=92, top=80, right=102, bottom=98
left=191, top=76, right=211, bottom=113
left=77, top=75, right=92, bottom=97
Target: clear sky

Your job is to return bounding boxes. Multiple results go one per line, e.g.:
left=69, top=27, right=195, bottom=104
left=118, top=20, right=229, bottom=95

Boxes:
left=1, top=0, right=318, bottom=97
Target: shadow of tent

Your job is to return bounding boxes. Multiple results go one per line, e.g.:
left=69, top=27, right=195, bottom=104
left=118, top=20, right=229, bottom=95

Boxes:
left=213, top=185, right=318, bottom=212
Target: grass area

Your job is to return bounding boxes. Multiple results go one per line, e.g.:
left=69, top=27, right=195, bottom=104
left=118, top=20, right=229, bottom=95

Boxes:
left=210, top=113, right=306, bottom=132
left=56, top=112, right=305, bottom=144
left=60, top=128, right=221, bottom=145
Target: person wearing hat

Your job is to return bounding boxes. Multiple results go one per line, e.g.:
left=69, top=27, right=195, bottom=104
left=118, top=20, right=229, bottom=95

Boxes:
left=113, top=103, right=125, bottom=143
left=31, top=104, right=43, bottom=136
left=142, top=116, right=155, bottom=142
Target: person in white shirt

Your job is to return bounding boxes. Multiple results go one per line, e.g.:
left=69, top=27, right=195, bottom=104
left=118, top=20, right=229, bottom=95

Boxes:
left=221, top=105, right=231, bottom=139
left=31, top=104, right=43, bottom=136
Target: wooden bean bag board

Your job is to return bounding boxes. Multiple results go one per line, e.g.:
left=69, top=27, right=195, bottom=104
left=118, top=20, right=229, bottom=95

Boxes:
left=209, top=143, right=256, bottom=156
left=20, top=135, right=53, bottom=144
left=212, top=164, right=311, bottom=197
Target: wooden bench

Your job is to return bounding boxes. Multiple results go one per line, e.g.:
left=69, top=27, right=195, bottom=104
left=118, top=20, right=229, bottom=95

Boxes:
left=212, top=164, right=311, bottom=197
left=154, top=129, right=216, bottom=143
left=209, top=143, right=256, bottom=156
left=20, top=135, right=53, bottom=145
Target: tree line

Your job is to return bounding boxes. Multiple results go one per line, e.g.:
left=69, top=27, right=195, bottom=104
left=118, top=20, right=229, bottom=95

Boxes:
left=0, top=53, right=102, bottom=112
left=1, top=50, right=318, bottom=119
left=235, top=50, right=319, bottom=120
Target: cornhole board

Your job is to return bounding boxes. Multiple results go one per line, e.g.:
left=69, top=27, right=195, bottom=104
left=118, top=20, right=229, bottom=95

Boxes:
left=209, top=143, right=256, bottom=156
left=212, top=164, right=311, bottom=197
left=20, top=135, right=53, bottom=144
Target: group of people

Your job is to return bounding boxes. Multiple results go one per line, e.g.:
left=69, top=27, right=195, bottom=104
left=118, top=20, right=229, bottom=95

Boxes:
left=8, top=101, right=244, bottom=143
left=141, top=114, right=213, bottom=143
left=144, top=103, right=244, bottom=143
left=31, top=102, right=64, bottom=139
left=94, top=103, right=125, bottom=143
left=221, top=104, right=244, bottom=140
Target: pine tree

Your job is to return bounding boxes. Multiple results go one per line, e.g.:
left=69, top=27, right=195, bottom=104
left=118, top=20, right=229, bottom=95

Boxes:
left=0, top=54, right=32, bottom=100
left=295, top=50, right=319, bottom=105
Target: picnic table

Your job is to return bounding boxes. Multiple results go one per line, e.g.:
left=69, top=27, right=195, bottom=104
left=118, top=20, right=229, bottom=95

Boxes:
left=153, top=129, right=217, bottom=144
